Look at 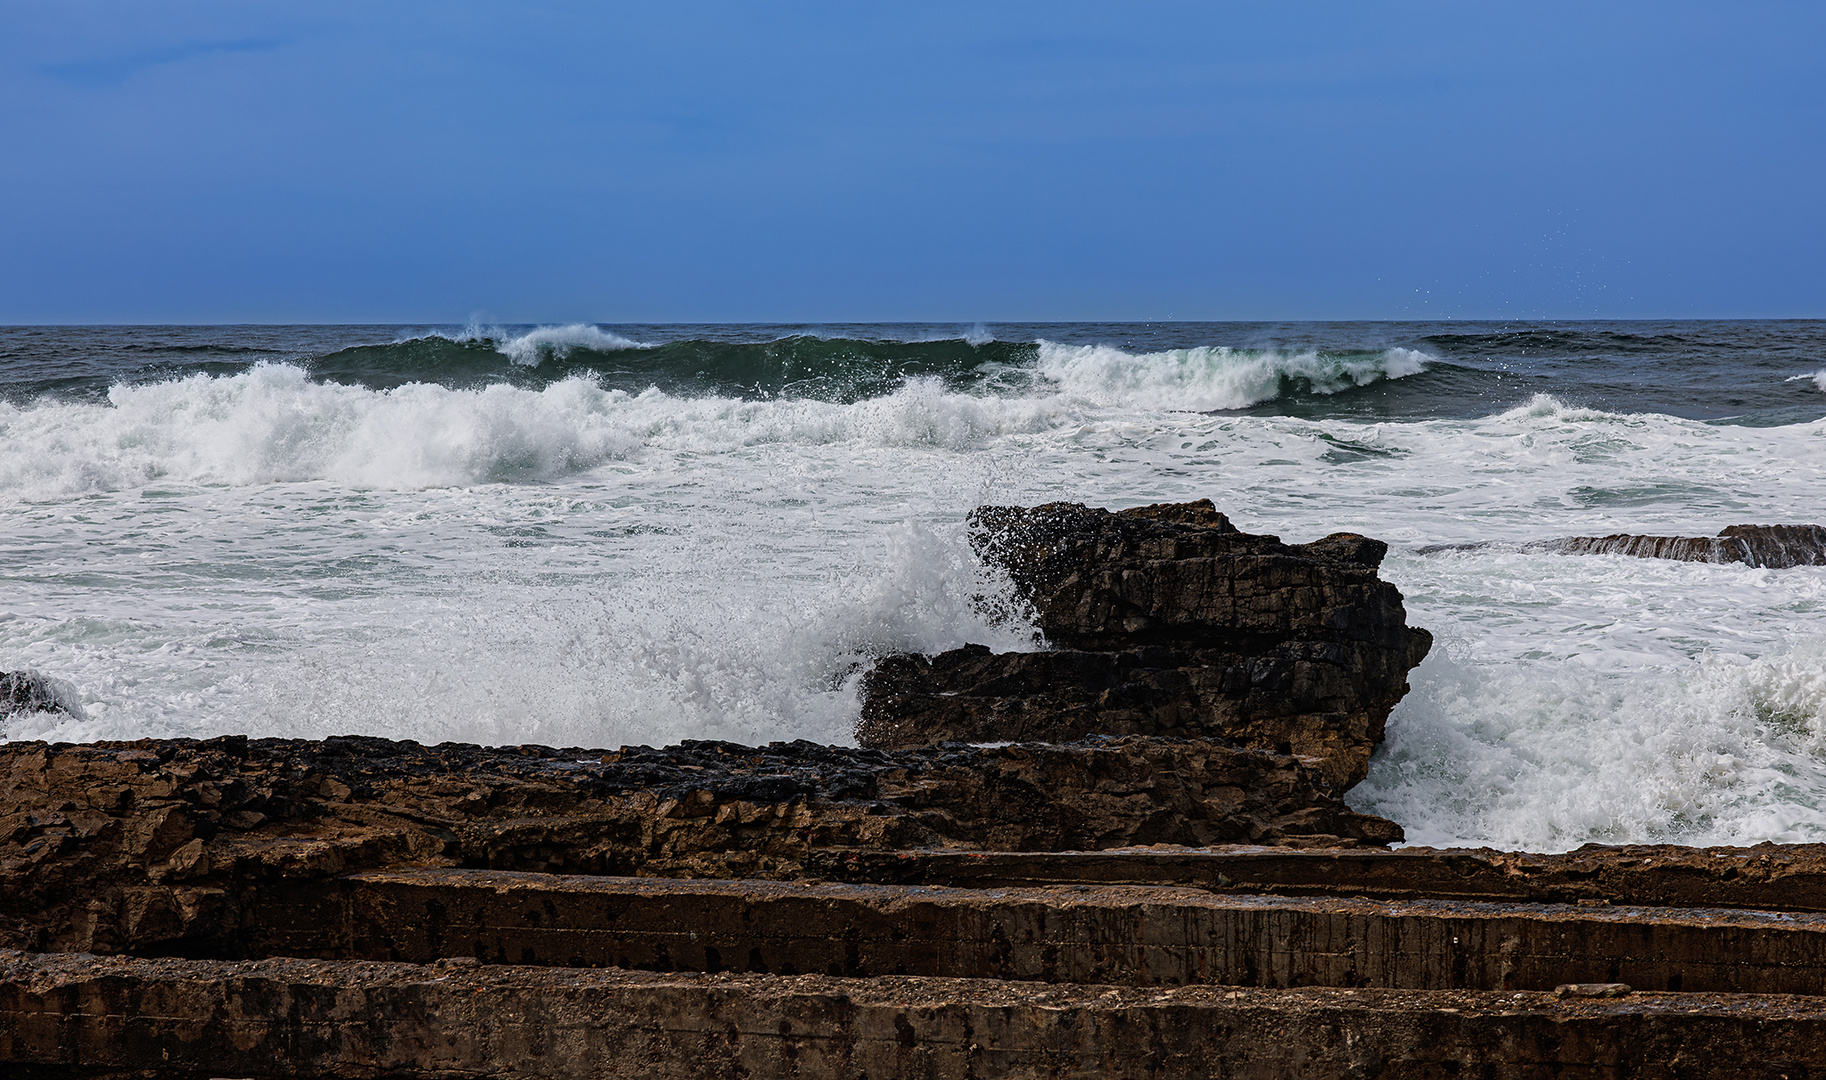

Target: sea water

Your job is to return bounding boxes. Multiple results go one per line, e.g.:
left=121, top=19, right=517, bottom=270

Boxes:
left=2, top=321, right=1823, bottom=852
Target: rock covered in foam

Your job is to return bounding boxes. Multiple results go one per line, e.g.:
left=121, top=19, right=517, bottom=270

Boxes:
left=1418, top=524, right=1826, bottom=568
left=0, top=672, right=82, bottom=720
left=856, top=501, right=1433, bottom=792
left=1543, top=524, right=1826, bottom=568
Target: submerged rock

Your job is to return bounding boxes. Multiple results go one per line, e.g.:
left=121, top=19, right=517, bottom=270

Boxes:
left=1418, top=523, right=1826, bottom=568
left=857, top=501, right=1432, bottom=791
left=0, top=671, right=81, bottom=720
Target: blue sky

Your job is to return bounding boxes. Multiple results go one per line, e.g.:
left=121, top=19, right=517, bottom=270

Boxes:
left=3, top=2, right=1821, bottom=322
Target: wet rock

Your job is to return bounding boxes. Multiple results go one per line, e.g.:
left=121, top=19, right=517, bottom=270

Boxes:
left=858, top=501, right=1433, bottom=791
left=1419, top=523, right=1826, bottom=568
left=0, top=671, right=81, bottom=719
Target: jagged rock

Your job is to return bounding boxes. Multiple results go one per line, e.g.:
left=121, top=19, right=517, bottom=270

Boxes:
left=0, top=671, right=80, bottom=719
left=1418, top=524, right=1826, bottom=568
left=857, top=501, right=1432, bottom=791
left=0, top=734, right=1401, bottom=954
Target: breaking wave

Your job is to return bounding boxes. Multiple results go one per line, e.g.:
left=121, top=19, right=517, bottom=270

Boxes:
left=1787, top=370, right=1826, bottom=394
left=1033, top=342, right=1430, bottom=411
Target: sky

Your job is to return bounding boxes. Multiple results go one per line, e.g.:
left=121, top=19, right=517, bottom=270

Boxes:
left=2, top=2, right=1822, bottom=323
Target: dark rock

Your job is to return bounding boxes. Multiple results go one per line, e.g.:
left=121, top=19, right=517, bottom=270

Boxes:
left=1418, top=523, right=1826, bottom=568
left=858, top=501, right=1432, bottom=791
left=0, top=671, right=79, bottom=719
left=1546, top=524, right=1826, bottom=567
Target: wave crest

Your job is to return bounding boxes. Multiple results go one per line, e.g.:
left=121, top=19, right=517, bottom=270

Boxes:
left=419, top=323, right=647, bottom=366
left=1033, top=343, right=1430, bottom=410
left=0, top=364, right=1073, bottom=496
left=1786, top=370, right=1826, bottom=394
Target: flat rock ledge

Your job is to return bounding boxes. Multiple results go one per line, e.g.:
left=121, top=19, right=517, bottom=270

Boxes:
left=0, top=733, right=1399, bottom=956
left=859, top=501, right=1433, bottom=791
left=1419, top=522, right=1826, bottom=568
left=9, top=730, right=1826, bottom=1076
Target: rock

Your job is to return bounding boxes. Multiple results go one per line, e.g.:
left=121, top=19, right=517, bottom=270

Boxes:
left=1418, top=523, right=1826, bottom=568
left=1554, top=983, right=1633, bottom=999
left=857, top=501, right=1433, bottom=791
left=0, top=734, right=1401, bottom=954
left=0, top=671, right=82, bottom=720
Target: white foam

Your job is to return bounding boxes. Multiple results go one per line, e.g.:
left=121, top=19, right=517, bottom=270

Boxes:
left=412, top=323, right=647, bottom=364
left=1032, top=342, right=1429, bottom=411
left=489, top=324, right=646, bottom=365
left=0, top=368, right=1078, bottom=498
left=1350, top=635, right=1826, bottom=850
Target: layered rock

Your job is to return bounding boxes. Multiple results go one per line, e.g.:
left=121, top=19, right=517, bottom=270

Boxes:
left=858, top=501, right=1433, bottom=791
left=1418, top=523, right=1826, bottom=568
left=1544, top=523, right=1826, bottom=567
left=0, top=733, right=1400, bottom=955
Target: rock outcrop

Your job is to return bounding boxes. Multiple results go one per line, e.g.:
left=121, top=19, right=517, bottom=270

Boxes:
left=1419, top=523, right=1826, bottom=568
left=857, top=501, right=1432, bottom=791
left=1544, top=523, right=1826, bottom=567
left=0, top=733, right=1401, bottom=955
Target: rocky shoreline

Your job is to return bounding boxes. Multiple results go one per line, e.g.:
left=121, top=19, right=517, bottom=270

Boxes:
left=6, top=501, right=1826, bottom=1077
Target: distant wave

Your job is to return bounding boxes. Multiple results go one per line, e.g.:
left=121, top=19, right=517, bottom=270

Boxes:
left=446, top=323, right=649, bottom=365
left=1787, top=370, right=1826, bottom=394
left=1033, top=342, right=1430, bottom=411
left=304, top=332, right=1034, bottom=400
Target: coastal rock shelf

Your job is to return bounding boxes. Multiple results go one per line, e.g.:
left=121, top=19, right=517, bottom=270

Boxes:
left=12, top=847, right=1826, bottom=1078
left=1418, top=522, right=1826, bottom=568
left=9, top=738, right=1826, bottom=1076
left=13, top=951, right=1826, bottom=1080
left=0, top=733, right=1399, bottom=956
left=858, top=501, right=1433, bottom=791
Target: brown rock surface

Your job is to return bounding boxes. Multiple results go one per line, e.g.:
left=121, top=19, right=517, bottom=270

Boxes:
left=858, top=500, right=1433, bottom=790
left=1420, top=522, right=1826, bottom=568
left=0, top=733, right=1399, bottom=955
left=8, top=950, right=1826, bottom=1080
left=253, top=868, right=1826, bottom=995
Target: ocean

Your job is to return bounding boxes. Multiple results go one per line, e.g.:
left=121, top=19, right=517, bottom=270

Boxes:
left=2, top=320, right=1823, bottom=852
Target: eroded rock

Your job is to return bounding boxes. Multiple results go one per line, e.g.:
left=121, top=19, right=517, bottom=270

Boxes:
left=858, top=501, right=1433, bottom=790
left=1419, top=523, right=1826, bottom=568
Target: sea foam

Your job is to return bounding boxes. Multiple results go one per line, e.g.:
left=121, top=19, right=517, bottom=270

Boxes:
left=0, top=366, right=1080, bottom=498
left=1033, top=342, right=1429, bottom=411
left=1350, top=634, right=1826, bottom=849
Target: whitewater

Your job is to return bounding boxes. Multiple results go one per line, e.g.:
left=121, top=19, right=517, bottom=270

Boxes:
left=2, top=320, right=1824, bottom=852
